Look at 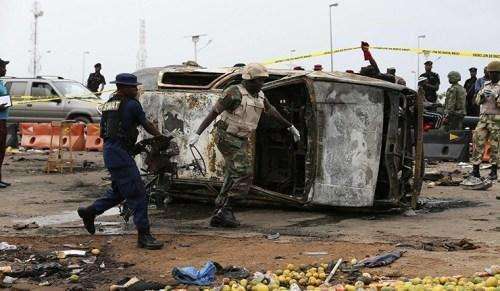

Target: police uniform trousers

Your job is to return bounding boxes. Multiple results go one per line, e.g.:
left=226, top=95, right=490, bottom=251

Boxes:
left=91, top=142, right=149, bottom=231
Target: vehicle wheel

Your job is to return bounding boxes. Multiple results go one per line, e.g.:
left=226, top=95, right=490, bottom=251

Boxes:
left=71, top=116, right=92, bottom=124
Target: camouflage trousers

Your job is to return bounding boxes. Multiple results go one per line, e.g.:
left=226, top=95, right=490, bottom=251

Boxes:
left=471, top=114, right=500, bottom=165
left=214, top=129, right=252, bottom=208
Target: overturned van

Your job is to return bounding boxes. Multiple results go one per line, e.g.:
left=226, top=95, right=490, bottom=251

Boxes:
left=135, top=65, right=423, bottom=208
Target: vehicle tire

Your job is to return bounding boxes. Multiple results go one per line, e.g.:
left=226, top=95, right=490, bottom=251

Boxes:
left=71, top=116, right=92, bottom=124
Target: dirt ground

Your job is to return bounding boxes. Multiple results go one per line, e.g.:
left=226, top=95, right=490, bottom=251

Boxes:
left=0, top=151, right=499, bottom=290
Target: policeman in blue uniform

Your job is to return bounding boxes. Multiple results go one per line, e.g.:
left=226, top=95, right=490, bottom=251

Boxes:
left=78, top=73, right=166, bottom=250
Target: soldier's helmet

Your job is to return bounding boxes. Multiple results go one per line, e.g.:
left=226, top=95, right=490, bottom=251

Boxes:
left=447, top=71, right=461, bottom=82
left=486, top=61, right=500, bottom=72
left=242, top=63, right=269, bottom=80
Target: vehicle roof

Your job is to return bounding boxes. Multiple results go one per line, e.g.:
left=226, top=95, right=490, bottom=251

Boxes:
left=0, top=76, right=78, bottom=82
left=134, top=64, right=414, bottom=93
left=264, top=70, right=412, bottom=92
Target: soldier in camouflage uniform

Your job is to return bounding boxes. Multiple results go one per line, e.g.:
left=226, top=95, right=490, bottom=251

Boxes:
left=189, top=63, right=300, bottom=227
left=443, top=71, right=466, bottom=131
left=471, top=61, right=500, bottom=180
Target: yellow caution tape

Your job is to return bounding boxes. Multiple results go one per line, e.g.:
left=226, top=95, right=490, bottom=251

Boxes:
left=11, top=90, right=114, bottom=105
left=263, top=46, right=500, bottom=65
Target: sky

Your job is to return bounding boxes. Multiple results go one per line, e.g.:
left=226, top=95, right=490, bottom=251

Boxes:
left=1, top=0, right=499, bottom=93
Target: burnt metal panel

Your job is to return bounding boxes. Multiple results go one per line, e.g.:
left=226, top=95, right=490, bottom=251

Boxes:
left=311, top=82, right=384, bottom=207
left=139, top=90, right=225, bottom=180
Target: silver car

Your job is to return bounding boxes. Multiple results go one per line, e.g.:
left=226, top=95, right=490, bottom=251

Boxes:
left=2, top=76, right=103, bottom=124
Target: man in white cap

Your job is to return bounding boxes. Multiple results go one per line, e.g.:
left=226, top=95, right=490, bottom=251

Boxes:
left=189, top=63, right=300, bottom=227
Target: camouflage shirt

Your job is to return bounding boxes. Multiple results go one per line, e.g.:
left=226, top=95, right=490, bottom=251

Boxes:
left=214, top=85, right=271, bottom=114
left=444, top=83, right=466, bottom=115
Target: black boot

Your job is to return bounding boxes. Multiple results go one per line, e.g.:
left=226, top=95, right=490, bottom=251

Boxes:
left=210, top=207, right=240, bottom=228
left=137, top=230, right=164, bottom=250
left=489, top=164, right=498, bottom=180
left=77, top=206, right=96, bottom=235
left=472, top=164, right=481, bottom=178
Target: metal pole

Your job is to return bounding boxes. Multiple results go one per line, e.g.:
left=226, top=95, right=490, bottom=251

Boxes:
left=416, top=35, right=426, bottom=84
left=417, top=38, right=420, bottom=81
left=34, top=16, right=38, bottom=77
left=329, top=3, right=338, bottom=72
left=289, top=49, right=295, bottom=69
left=194, top=40, right=198, bottom=63
left=82, top=51, right=89, bottom=84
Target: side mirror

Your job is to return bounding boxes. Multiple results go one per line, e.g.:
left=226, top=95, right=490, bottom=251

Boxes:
left=52, top=98, right=63, bottom=104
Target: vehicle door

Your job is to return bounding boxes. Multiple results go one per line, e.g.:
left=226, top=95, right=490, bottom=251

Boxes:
left=26, top=81, right=65, bottom=122
left=4, top=81, right=29, bottom=123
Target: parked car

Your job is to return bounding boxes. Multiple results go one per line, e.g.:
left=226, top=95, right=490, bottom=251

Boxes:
left=135, top=64, right=423, bottom=209
left=2, top=76, right=103, bottom=124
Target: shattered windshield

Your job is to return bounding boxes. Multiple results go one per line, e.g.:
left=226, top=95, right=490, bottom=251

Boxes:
left=53, top=81, right=98, bottom=99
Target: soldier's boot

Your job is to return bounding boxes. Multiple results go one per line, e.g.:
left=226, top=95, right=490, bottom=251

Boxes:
left=472, top=164, right=481, bottom=178
left=137, top=229, right=164, bottom=250
left=210, top=197, right=240, bottom=228
left=488, top=164, right=498, bottom=181
left=210, top=207, right=241, bottom=228
left=77, top=206, right=96, bottom=235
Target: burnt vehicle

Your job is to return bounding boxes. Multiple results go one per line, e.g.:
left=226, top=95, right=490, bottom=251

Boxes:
left=134, top=64, right=423, bottom=209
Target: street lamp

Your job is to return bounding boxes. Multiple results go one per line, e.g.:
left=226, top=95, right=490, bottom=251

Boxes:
left=411, top=70, right=418, bottom=90
left=329, top=3, right=339, bottom=72
left=82, top=51, right=90, bottom=83
left=417, top=35, right=426, bottom=79
left=289, top=49, right=296, bottom=69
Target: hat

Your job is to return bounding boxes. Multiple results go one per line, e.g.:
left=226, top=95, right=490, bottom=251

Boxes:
left=424, top=61, right=433, bottom=65
left=314, top=64, right=323, bottom=71
left=110, top=73, right=142, bottom=86
left=241, top=63, right=269, bottom=80
left=469, top=67, right=477, bottom=72
left=0, top=59, right=9, bottom=66
left=487, top=61, right=500, bottom=72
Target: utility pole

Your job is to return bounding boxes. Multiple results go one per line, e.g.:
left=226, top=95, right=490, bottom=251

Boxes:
left=417, top=35, right=426, bottom=81
left=186, top=34, right=207, bottom=63
left=82, top=51, right=89, bottom=83
left=136, top=19, right=147, bottom=70
left=289, top=49, right=296, bottom=69
left=329, top=3, right=339, bottom=72
left=31, top=1, right=44, bottom=77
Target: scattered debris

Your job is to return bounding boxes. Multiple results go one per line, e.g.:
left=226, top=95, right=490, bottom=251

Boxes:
left=110, top=277, right=165, bottom=291
left=303, top=251, right=329, bottom=256
left=442, top=239, right=478, bottom=251
left=12, top=222, right=40, bottom=230
left=355, top=250, right=405, bottom=268
left=56, top=250, right=87, bottom=259
left=216, top=263, right=251, bottom=279
left=172, top=261, right=217, bottom=285
left=265, top=233, right=280, bottom=240
left=423, top=171, right=444, bottom=181
left=460, top=176, right=493, bottom=190
left=0, top=242, right=17, bottom=251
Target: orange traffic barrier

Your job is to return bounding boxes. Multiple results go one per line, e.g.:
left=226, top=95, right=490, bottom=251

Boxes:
left=85, top=123, right=103, bottom=151
left=50, top=123, right=86, bottom=151
left=20, top=123, right=35, bottom=148
left=28, top=123, right=53, bottom=149
left=482, top=141, right=491, bottom=162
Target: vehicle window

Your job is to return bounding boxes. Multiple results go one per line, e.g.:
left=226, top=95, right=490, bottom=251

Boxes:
left=215, top=74, right=285, bottom=89
left=161, top=72, right=224, bottom=87
left=53, top=81, right=97, bottom=98
left=5, top=81, right=28, bottom=96
left=31, top=82, right=58, bottom=98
